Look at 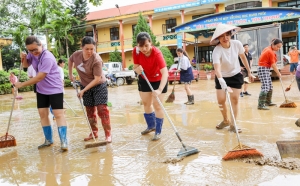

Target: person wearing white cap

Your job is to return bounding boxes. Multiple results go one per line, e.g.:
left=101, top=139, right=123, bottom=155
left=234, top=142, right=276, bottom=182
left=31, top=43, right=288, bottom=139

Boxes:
left=211, top=24, right=254, bottom=133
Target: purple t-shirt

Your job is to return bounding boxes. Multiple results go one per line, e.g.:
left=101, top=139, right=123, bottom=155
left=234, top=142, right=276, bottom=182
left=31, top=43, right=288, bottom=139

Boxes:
left=296, top=64, right=300, bottom=78
left=27, top=49, right=63, bottom=94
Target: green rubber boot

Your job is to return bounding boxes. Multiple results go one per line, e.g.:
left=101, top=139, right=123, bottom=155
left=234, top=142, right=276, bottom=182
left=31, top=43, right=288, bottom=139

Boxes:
left=257, top=92, right=269, bottom=110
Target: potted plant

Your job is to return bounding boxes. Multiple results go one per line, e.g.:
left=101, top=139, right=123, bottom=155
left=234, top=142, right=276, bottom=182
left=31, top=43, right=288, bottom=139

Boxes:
left=204, top=64, right=214, bottom=80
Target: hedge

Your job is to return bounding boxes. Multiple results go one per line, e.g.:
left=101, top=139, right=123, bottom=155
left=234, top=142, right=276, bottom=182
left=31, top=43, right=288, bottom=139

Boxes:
left=0, top=68, right=78, bottom=95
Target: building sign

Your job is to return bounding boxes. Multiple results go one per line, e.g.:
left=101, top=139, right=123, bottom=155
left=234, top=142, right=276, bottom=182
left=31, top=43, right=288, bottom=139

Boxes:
left=175, top=8, right=300, bottom=32
left=199, top=0, right=224, bottom=5
left=177, top=34, right=183, bottom=48
left=154, top=1, right=200, bottom=13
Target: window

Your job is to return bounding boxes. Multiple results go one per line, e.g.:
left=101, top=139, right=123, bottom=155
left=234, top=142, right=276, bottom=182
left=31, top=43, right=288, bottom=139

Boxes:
left=110, top=27, right=119, bottom=41
left=162, top=18, right=176, bottom=34
left=225, top=1, right=262, bottom=11
left=278, top=0, right=300, bottom=7
left=86, top=31, right=93, bottom=37
left=192, top=14, right=212, bottom=20
left=282, top=37, right=297, bottom=54
left=197, top=46, right=214, bottom=63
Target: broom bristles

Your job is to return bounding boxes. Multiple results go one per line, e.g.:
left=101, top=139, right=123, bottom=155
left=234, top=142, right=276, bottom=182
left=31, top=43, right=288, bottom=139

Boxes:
left=280, top=101, right=297, bottom=108
left=165, top=90, right=175, bottom=103
left=222, top=148, right=263, bottom=161
left=0, top=134, right=17, bottom=148
left=85, top=141, right=107, bottom=148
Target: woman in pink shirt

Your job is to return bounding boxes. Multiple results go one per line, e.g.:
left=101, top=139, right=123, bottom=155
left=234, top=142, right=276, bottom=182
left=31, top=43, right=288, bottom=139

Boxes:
left=9, top=72, right=18, bottom=97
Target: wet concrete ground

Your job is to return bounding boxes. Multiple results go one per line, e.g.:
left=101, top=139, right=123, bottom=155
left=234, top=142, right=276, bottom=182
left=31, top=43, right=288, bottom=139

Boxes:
left=1, top=76, right=300, bottom=185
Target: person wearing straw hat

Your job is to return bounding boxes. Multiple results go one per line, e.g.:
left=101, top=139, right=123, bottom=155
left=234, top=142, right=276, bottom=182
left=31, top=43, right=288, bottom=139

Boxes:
left=211, top=24, right=254, bottom=133
left=257, top=38, right=282, bottom=110
left=133, top=32, right=168, bottom=141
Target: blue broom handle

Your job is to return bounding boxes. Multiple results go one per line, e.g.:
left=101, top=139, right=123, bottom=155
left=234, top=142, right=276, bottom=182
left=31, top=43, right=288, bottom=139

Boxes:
left=141, top=71, right=178, bottom=133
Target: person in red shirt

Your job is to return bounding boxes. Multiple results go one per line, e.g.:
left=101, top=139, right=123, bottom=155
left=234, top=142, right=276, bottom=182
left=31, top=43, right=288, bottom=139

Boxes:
left=257, top=38, right=282, bottom=110
left=133, top=32, right=168, bottom=141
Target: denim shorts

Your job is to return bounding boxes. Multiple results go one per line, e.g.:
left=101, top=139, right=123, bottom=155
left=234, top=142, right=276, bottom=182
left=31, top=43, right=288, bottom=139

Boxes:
left=290, top=63, right=298, bottom=72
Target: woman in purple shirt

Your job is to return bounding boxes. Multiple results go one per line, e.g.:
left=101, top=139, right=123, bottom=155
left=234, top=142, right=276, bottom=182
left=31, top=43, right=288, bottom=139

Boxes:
left=15, top=36, right=68, bottom=151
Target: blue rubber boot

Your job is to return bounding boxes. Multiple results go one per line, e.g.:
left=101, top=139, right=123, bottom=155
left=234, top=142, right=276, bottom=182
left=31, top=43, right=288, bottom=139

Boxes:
left=38, top=126, right=53, bottom=149
left=58, top=126, right=68, bottom=151
left=141, top=112, right=156, bottom=135
left=152, top=118, right=163, bottom=141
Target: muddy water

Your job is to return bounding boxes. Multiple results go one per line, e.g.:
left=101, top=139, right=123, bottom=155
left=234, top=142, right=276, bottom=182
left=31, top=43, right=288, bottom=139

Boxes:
left=1, top=76, right=300, bottom=185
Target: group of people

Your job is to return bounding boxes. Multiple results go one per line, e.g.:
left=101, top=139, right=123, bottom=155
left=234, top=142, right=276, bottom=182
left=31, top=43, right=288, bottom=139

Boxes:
left=16, top=36, right=112, bottom=151
left=12, top=23, right=297, bottom=151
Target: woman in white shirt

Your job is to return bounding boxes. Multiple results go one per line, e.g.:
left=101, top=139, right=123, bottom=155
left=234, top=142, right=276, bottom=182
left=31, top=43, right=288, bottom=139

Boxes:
left=211, top=24, right=253, bottom=133
left=176, top=48, right=194, bottom=105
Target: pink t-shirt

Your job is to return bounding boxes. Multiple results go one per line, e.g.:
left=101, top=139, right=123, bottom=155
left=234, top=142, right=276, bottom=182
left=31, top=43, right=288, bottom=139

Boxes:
left=27, top=49, right=63, bottom=94
left=9, top=75, right=18, bottom=84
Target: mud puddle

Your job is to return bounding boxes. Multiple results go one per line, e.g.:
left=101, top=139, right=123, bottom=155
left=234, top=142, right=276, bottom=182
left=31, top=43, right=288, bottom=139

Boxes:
left=243, top=157, right=300, bottom=170
left=161, top=157, right=184, bottom=164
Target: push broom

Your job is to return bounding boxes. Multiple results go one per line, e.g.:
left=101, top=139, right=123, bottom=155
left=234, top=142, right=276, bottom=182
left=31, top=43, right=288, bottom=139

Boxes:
left=279, top=78, right=297, bottom=108
left=165, top=72, right=177, bottom=103
left=0, top=63, right=23, bottom=148
left=285, top=76, right=295, bottom=92
left=73, top=81, right=107, bottom=148
left=222, top=88, right=263, bottom=160
left=142, top=71, right=199, bottom=157
left=166, top=63, right=179, bottom=103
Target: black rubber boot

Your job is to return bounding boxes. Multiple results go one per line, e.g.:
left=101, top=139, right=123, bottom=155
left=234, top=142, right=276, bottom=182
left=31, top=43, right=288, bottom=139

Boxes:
left=257, top=92, right=269, bottom=110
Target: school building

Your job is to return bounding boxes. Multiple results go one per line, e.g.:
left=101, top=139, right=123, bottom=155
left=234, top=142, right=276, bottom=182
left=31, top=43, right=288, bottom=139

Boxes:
left=86, top=0, right=300, bottom=68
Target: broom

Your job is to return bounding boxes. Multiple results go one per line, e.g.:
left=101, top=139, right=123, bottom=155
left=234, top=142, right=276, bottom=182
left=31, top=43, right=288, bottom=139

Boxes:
left=279, top=78, right=297, bottom=108
left=222, top=88, right=263, bottom=160
left=165, top=72, right=177, bottom=103
left=0, top=63, right=23, bottom=148
left=73, top=81, right=107, bottom=148
left=285, top=76, right=295, bottom=92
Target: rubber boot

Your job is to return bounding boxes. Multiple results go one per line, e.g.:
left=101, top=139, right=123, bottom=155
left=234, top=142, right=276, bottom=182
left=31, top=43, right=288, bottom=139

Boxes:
left=295, top=118, right=300, bottom=127
left=97, top=105, right=112, bottom=143
left=58, top=126, right=68, bottom=151
left=84, top=106, right=98, bottom=141
left=186, top=95, right=194, bottom=105
left=257, top=92, right=269, bottom=110
left=38, top=126, right=53, bottom=149
left=266, top=90, right=276, bottom=106
left=184, top=95, right=190, bottom=104
left=152, top=118, right=163, bottom=141
left=141, top=112, right=156, bottom=135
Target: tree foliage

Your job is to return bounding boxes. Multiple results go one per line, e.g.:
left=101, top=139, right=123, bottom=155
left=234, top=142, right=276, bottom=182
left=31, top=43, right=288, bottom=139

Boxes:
left=132, top=12, right=159, bottom=47
left=159, top=46, right=174, bottom=68
left=109, top=47, right=122, bottom=62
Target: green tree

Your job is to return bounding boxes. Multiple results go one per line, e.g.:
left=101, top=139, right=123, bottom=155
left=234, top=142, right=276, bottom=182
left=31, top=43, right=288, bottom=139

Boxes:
left=159, top=46, right=174, bottom=68
left=67, top=0, right=88, bottom=54
left=89, top=0, right=102, bottom=6
left=132, top=12, right=159, bottom=47
left=109, top=47, right=122, bottom=62
left=1, top=46, right=20, bottom=71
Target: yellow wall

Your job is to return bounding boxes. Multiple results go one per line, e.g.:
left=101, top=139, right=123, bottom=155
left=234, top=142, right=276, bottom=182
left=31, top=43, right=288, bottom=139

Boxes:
left=123, top=24, right=133, bottom=39
left=218, top=4, right=225, bottom=12
left=272, top=2, right=278, bottom=7
left=262, top=0, right=271, bottom=7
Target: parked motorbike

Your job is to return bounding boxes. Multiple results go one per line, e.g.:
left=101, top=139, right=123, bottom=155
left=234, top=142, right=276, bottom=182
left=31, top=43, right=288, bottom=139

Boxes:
left=106, top=74, right=118, bottom=87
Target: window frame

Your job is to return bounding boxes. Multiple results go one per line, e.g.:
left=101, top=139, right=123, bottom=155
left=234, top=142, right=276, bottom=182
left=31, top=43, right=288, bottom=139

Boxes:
left=110, top=27, right=119, bottom=41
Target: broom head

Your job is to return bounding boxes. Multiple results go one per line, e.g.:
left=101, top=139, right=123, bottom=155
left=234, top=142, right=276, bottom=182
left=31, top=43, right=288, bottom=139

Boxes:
left=222, top=144, right=263, bottom=161
left=85, top=141, right=107, bottom=148
left=285, top=86, right=291, bottom=92
left=165, top=89, right=175, bottom=103
left=0, top=134, right=17, bottom=148
left=280, top=100, right=297, bottom=108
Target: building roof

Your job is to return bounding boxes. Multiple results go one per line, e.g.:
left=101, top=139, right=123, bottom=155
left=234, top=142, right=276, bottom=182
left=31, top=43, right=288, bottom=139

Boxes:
left=87, top=0, right=193, bottom=21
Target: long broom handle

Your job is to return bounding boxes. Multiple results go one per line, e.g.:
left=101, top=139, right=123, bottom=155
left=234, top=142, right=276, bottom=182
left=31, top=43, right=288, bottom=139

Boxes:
left=141, top=72, right=187, bottom=147
left=6, top=61, right=23, bottom=136
left=63, top=99, right=78, bottom=116
left=74, top=83, right=97, bottom=142
left=225, top=89, right=242, bottom=147
left=288, top=77, right=295, bottom=88
left=279, top=78, right=288, bottom=102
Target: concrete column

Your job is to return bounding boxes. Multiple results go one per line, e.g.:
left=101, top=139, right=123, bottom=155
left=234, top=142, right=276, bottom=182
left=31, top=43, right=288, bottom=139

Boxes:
left=148, top=15, right=153, bottom=31
left=180, top=10, right=186, bottom=50
left=119, top=20, right=126, bottom=68
left=215, top=4, right=219, bottom=13
left=262, top=0, right=272, bottom=7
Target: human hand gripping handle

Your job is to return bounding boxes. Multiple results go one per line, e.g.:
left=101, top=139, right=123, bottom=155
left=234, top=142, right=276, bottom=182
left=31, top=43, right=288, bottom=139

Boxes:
left=218, top=78, right=227, bottom=90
